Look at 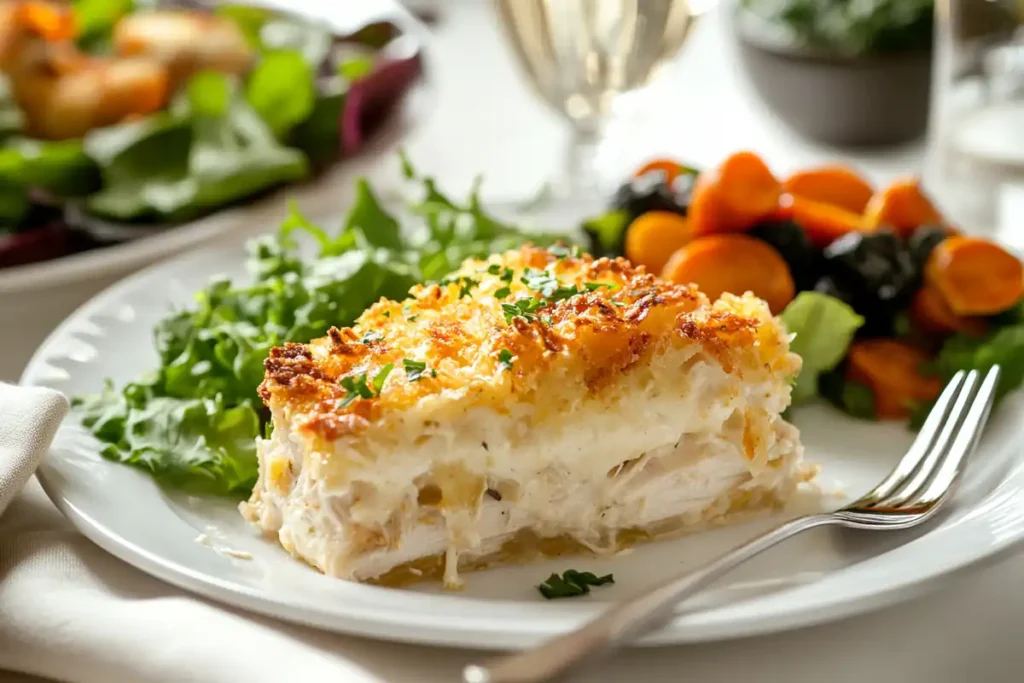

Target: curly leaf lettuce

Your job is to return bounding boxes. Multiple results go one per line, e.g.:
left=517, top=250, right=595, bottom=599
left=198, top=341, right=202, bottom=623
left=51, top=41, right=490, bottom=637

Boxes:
left=779, top=291, right=865, bottom=404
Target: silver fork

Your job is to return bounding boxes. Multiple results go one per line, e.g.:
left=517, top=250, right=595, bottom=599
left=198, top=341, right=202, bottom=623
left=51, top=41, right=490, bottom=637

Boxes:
left=464, top=366, right=1002, bottom=683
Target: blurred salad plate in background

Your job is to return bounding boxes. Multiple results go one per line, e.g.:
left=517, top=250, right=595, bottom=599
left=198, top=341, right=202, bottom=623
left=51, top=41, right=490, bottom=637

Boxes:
left=0, top=0, right=432, bottom=276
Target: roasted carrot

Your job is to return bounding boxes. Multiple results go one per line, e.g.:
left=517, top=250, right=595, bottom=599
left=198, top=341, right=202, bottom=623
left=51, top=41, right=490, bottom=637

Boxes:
left=789, top=195, right=865, bottom=248
left=689, top=151, right=782, bottom=236
left=624, top=211, right=692, bottom=275
left=846, top=340, right=942, bottom=420
left=783, top=164, right=874, bottom=214
left=633, top=158, right=688, bottom=185
left=661, top=233, right=795, bottom=313
left=863, top=177, right=944, bottom=238
left=910, top=286, right=989, bottom=338
left=925, top=236, right=1024, bottom=316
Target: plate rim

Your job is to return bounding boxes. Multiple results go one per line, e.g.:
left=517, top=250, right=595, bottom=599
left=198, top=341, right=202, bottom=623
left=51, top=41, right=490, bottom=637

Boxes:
left=21, top=227, right=1024, bottom=650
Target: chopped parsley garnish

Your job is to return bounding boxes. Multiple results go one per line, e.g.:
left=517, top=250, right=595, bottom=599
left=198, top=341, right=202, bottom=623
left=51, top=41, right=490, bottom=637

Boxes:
left=520, top=267, right=612, bottom=304
left=502, top=298, right=544, bottom=323
left=360, top=331, right=382, bottom=345
left=340, top=364, right=393, bottom=406
left=407, top=315, right=418, bottom=322
left=549, top=244, right=580, bottom=259
left=494, top=286, right=511, bottom=299
left=520, top=268, right=560, bottom=296
left=498, top=349, right=514, bottom=370
left=440, top=275, right=480, bottom=299
left=484, top=265, right=515, bottom=281
left=383, top=311, right=390, bottom=318
left=371, top=363, right=394, bottom=393
left=538, top=570, right=614, bottom=599
left=403, top=358, right=432, bottom=382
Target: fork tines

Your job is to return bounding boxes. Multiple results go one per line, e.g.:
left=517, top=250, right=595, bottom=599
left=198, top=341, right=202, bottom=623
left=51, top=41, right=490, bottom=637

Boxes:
left=858, top=366, right=1001, bottom=513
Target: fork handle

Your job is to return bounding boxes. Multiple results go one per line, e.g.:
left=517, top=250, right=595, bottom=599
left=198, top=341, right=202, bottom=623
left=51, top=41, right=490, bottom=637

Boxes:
left=464, top=514, right=836, bottom=683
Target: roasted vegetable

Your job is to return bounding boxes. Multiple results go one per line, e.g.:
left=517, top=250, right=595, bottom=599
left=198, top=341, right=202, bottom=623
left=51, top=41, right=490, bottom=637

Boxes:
left=906, top=224, right=948, bottom=271
left=821, top=230, right=919, bottom=336
left=813, top=274, right=856, bottom=308
left=632, top=157, right=698, bottom=187
left=661, top=233, right=795, bottom=313
left=783, top=164, right=874, bottom=214
left=863, top=177, right=943, bottom=238
left=624, top=210, right=691, bottom=275
left=610, top=170, right=687, bottom=223
left=910, top=285, right=989, bottom=338
left=925, top=236, right=1024, bottom=316
left=689, top=151, right=782, bottom=236
left=748, top=219, right=820, bottom=291
left=790, top=195, right=864, bottom=248
left=846, top=339, right=941, bottom=419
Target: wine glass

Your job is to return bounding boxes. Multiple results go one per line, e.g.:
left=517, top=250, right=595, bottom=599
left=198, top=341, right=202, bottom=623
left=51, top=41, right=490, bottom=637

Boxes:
left=493, top=0, right=713, bottom=200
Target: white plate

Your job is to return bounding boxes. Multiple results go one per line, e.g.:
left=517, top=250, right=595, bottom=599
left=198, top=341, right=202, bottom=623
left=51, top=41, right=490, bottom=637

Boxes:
left=21, top=229, right=1024, bottom=650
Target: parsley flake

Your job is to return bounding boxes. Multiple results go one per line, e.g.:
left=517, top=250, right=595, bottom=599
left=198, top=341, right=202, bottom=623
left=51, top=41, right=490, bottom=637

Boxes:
left=494, top=286, right=511, bottom=299
left=502, top=297, right=544, bottom=323
left=486, top=264, right=501, bottom=275
left=498, top=349, right=514, bottom=370
left=440, top=275, right=479, bottom=299
left=371, top=363, right=394, bottom=394
left=360, top=331, right=382, bottom=345
left=407, top=315, right=419, bottom=322
left=339, top=363, right=394, bottom=407
left=548, top=244, right=580, bottom=259
left=403, top=358, right=431, bottom=382
left=538, top=570, right=614, bottom=599
left=585, top=282, right=613, bottom=292
left=339, top=373, right=374, bottom=407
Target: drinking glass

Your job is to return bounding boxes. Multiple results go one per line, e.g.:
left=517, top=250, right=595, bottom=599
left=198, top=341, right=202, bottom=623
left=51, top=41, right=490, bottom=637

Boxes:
left=493, top=0, right=712, bottom=198
left=926, top=0, right=1024, bottom=239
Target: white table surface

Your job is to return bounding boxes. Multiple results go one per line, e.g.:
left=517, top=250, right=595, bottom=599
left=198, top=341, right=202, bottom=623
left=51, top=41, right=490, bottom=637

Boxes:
left=5, top=1, right=1024, bottom=681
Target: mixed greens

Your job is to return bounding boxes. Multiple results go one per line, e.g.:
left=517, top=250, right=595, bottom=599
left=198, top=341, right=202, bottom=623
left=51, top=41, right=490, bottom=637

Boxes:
left=1, top=0, right=414, bottom=266
left=74, top=162, right=578, bottom=496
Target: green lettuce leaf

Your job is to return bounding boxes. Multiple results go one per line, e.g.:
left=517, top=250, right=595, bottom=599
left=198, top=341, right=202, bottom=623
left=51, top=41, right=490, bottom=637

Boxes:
left=84, top=73, right=308, bottom=222
left=245, top=50, right=316, bottom=139
left=909, top=323, right=1024, bottom=428
left=779, top=291, right=865, bottom=404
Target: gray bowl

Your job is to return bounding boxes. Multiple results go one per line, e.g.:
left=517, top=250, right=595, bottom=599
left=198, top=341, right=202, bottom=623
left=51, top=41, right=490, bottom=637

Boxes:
left=732, top=20, right=932, bottom=147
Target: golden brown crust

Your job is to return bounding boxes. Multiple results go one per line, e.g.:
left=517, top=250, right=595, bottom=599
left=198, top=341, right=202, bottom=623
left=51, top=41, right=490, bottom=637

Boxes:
left=259, top=245, right=800, bottom=441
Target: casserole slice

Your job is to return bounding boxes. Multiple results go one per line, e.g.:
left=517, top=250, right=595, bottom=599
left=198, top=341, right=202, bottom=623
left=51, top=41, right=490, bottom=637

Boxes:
left=242, top=245, right=814, bottom=586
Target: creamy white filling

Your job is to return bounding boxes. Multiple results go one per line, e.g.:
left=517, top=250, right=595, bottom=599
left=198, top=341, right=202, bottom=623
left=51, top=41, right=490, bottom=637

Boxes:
left=241, top=358, right=806, bottom=583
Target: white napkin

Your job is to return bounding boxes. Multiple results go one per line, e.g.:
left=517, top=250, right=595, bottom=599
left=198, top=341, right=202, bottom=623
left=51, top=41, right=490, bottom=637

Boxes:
left=0, top=384, right=67, bottom=517
left=0, top=384, right=395, bottom=683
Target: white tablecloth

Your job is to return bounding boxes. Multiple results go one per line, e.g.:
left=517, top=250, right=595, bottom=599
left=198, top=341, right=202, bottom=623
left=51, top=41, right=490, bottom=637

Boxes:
left=4, top=2, right=1024, bottom=682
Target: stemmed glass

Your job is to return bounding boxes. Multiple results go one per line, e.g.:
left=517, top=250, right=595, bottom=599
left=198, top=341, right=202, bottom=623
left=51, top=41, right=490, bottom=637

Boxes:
left=493, top=0, right=713, bottom=201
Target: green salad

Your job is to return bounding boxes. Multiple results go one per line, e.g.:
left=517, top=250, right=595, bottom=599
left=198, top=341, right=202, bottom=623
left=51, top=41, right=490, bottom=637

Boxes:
left=1, top=0, right=389, bottom=239
left=74, top=159, right=580, bottom=496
